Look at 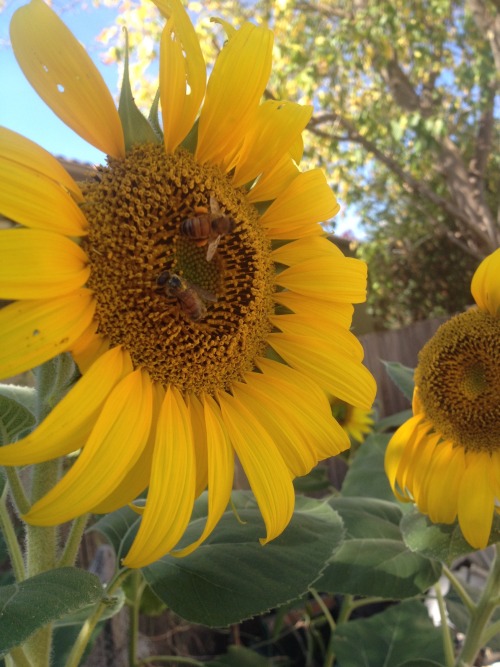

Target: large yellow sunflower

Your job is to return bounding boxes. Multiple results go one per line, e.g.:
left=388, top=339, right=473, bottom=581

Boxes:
left=385, top=248, right=500, bottom=550
left=0, top=0, right=376, bottom=568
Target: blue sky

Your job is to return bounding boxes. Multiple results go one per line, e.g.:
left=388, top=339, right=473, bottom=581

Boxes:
left=1, top=1, right=119, bottom=164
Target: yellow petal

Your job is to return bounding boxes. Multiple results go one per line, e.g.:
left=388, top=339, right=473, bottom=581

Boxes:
left=0, top=346, right=128, bottom=465
left=25, top=369, right=153, bottom=525
left=10, top=0, right=124, bottom=159
left=272, top=236, right=343, bottom=265
left=268, top=332, right=376, bottom=410
left=123, top=386, right=196, bottom=568
left=275, top=291, right=353, bottom=330
left=424, top=443, right=464, bottom=524
left=0, top=289, right=96, bottom=379
left=275, top=256, right=367, bottom=304
left=218, top=390, right=295, bottom=544
left=232, top=101, right=312, bottom=187
left=458, top=452, right=495, bottom=549
left=271, top=314, right=364, bottom=359
left=259, top=170, right=340, bottom=239
left=0, top=127, right=82, bottom=202
left=0, top=229, right=89, bottom=299
left=186, top=394, right=209, bottom=497
left=471, top=247, right=500, bottom=317
left=0, top=158, right=88, bottom=235
left=70, top=324, right=110, bottom=374
left=157, top=0, right=206, bottom=152
left=92, top=380, right=165, bottom=514
left=172, top=394, right=234, bottom=557
left=196, top=23, right=273, bottom=168
left=254, top=358, right=350, bottom=459
left=384, top=415, right=423, bottom=500
left=248, top=153, right=300, bottom=203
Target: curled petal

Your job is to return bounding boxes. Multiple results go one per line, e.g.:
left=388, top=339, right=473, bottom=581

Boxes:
left=10, top=0, right=124, bottom=158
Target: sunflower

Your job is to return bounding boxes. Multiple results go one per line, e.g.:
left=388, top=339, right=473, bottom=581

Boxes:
left=0, top=0, right=376, bottom=568
left=331, top=398, right=374, bottom=444
left=385, top=248, right=500, bottom=550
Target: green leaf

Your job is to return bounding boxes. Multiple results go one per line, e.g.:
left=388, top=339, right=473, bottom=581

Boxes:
left=141, top=493, right=344, bottom=626
left=91, top=503, right=139, bottom=559
left=0, top=389, right=36, bottom=445
left=400, top=509, right=500, bottom=565
left=0, top=568, right=103, bottom=654
left=331, top=599, right=445, bottom=666
left=207, top=646, right=273, bottom=667
left=118, top=28, right=159, bottom=151
left=316, top=497, right=441, bottom=599
left=381, top=361, right=415, bottom=401
left=341, top=433, right=395, bottom=502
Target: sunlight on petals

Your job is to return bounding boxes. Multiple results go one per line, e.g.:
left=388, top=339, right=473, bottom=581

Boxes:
left=196, top=23, right=273, bottom=168
left=218, top=391, right=295, bottom=544
left=247, top=153, right=300, bottom=203
left=157, top=0, right=206, bottom=152
left=232, top=101, right=312, bottom=187
left=25, top=369, right=153, bottom=525
left=10, top=0, right=125, bottom=158
left=0, top=127, right=82, bottom=201
left=457, top=453, right=496, bottom=549
left=0, top=290, right=95, bottom=379
left=0, top=158, right=87, bottom=235
left=260, top=170, right=339, bottom=239
left=0, top=229, right=89, bottom=299
left=123, top=386, right=196, bottom=568
left=275, top=291, right=353, bottom=330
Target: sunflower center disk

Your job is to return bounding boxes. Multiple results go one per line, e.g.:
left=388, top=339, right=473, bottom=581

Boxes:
left=81, top=144, right=275, bottom=393
left=416, top=308, right=500, bottom=452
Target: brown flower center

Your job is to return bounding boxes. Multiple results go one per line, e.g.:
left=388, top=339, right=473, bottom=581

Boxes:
left=416, top=308, right=500, bottom=452
left=80, top=144, right=275, bottom=394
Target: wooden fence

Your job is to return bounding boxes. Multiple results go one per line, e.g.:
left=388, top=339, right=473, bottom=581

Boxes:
left=359, top=316, right=448, bottom=417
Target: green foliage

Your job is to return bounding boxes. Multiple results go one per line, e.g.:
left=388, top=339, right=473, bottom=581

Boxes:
left=0, top=569, right=103, bottom=655
left=331, top=599, right=446, bottom=667
left=382, top=361, right=415, bottom=401
left=0, top=386, right=36, bottom=445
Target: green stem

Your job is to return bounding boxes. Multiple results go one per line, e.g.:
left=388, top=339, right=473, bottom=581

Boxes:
left=58, top=514, right=89, bottom=568
left=455, top=544, right=500, bottom=667
left=64, top=568, right=133, bottom=667
left=434, top=579, right=455, bottom=667
left=0, top=486, right=25, bottom=582
left=24, top=459, right=61, bottom=667
left=443, top=564, right=475, bottom=613
left=4, top=467, right=30, bottom=516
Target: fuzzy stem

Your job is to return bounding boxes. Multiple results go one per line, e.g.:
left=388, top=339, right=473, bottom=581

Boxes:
left=455, top=544, right=500, bottom=667
left=58, top=514, right=89, bottom=568
left=0, top=486, right=25, bottom=582
left=4, top=467, right=30, bottom=516
left=7, top=646, right=32, bottom=667
left=434, top=580, right=455, bottom=667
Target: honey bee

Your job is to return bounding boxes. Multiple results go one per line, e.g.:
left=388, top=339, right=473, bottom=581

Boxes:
left=157, top=272, right=217, bottom=322
left=180, top=196, right=234, bottom=261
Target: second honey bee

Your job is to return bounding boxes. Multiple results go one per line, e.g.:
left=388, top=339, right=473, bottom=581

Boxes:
left=180, top=196, right=234, bottom=262
left=157, top=272, right=217, bottom=322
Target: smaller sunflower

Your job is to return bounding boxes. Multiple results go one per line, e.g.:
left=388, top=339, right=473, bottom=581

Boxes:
left=331, top=398, right=374, bottom=444
left=385, top=248, right=500, bottom=549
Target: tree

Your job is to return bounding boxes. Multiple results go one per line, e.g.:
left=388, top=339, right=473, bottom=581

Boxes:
left=97, top=0, right=500, bottom=327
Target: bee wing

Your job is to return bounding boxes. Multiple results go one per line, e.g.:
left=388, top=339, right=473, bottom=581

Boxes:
left=206, top=235, right=221, bottom=262
left=209, top=196, right=222, bottom=216
left=193, top=284, right=218, bottom=303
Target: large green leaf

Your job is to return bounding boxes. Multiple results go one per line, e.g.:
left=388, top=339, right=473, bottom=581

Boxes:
left=316, top=497, right=441, bottom=599
left=207, top=646, right=273, bottom=667
left=331, top=600, right=445, bottom=667
left=0, top=568, right=103, bottom=654
left=400, top=510, right=500, bottom=566
left=341, top=434, right=396, bottom=502
left=139, top=493, right=343, bottom=627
